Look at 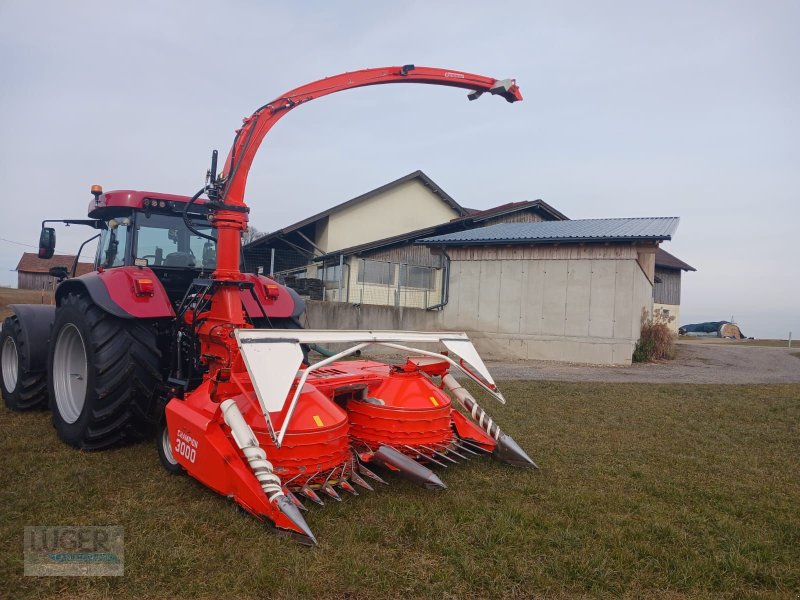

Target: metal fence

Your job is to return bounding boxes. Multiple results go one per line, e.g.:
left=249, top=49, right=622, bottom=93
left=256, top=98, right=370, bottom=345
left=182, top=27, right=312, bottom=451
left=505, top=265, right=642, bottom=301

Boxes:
left=249, top=251, right=446, bottom=310
left=315, top=257, right=444, bottom=309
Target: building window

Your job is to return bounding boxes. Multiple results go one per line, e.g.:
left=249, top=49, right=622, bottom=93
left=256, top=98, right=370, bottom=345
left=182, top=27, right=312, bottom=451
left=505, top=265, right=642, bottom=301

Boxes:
left=400, top=265, right=435, bottom=290
left=358, top=260, right=394, bottom=285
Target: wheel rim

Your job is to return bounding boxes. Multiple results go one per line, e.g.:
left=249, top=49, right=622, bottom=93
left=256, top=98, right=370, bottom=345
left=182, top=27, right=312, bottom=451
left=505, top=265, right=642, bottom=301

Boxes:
left=162, top=425, right=178, bottom=465
left=1, top=336, right=19, bottom=392
left=53, top=324, right=88, bottom=424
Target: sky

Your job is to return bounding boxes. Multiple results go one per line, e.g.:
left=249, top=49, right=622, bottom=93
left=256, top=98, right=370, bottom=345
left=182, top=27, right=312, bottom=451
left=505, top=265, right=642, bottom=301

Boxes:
left=0, top=0, right=797, bottom=338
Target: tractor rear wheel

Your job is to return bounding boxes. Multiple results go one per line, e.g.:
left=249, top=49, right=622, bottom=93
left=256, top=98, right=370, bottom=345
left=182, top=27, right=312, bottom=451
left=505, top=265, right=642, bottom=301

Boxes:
left=0, top=316, right=48, bottom=411
left=48, top=293, right=162, bottom=450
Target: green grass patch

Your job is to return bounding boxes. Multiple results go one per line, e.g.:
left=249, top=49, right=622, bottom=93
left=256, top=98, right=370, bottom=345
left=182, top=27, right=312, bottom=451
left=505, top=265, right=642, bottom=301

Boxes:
left=1, top=382, right=799, bottom=599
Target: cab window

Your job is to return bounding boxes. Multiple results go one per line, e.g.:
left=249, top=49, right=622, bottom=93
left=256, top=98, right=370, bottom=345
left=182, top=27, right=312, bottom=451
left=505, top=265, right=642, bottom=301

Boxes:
left=134, top=213, right=216, bottom=269
left=97, top=218, right=130, bottom=268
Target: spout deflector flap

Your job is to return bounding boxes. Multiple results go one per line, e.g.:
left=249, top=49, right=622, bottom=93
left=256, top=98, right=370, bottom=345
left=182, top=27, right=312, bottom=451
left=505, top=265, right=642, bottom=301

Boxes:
left=235, top=338, right=303, bottom=413
left=236, top=329, right=501, bottom=420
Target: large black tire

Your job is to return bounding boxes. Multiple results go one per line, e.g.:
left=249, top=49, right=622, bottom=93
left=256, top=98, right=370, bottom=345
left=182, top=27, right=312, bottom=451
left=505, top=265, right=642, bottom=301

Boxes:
left=0, top=315, right=48, bottom=411
left=48, top=293, right=162, bottom=450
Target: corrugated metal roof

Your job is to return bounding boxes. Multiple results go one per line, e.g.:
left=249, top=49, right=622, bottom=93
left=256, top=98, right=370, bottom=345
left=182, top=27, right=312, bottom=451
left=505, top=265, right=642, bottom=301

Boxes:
left=417, top=217, right=680, bottom=245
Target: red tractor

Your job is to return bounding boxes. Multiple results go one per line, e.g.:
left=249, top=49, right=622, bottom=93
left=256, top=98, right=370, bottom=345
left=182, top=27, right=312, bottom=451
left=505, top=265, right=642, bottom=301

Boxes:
left=0, top=66, right=535, bottom=544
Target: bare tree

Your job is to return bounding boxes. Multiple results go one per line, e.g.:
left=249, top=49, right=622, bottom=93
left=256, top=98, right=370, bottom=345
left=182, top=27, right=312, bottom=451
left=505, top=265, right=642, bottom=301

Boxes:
left=242, top=226, right=266, bottom=246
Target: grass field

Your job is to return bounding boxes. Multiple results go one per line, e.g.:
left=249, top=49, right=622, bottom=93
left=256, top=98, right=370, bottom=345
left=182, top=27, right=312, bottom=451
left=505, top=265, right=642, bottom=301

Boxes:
left=0, top=287, right=54, bottom=320
left=1, top=382, right=798, bottom=599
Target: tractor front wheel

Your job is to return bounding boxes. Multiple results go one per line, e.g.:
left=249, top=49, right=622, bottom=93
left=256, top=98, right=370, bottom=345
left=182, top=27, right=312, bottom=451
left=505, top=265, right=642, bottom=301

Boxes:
left=0, top=316, right=48, bottom=411
left=48, top=293, right=162, bottom=450
left=156, top=416, right=185, bottom=475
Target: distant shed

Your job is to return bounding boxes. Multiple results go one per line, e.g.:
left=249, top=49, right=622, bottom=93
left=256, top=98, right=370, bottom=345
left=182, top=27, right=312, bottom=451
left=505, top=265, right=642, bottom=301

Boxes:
left=15, top=253, right=93, bottom=290
left=653, top=248, right=696, bottom=332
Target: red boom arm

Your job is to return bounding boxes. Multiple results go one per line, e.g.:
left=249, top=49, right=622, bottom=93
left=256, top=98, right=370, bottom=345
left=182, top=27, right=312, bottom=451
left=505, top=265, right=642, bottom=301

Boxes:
left=218, top=65, right=522, bottom=207
left=200, top=65, right=521, bottom=389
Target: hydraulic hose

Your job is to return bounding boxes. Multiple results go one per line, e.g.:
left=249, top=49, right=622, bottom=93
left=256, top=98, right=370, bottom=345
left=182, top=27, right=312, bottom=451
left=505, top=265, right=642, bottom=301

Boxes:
left=182, top=187, right=216, bottom=242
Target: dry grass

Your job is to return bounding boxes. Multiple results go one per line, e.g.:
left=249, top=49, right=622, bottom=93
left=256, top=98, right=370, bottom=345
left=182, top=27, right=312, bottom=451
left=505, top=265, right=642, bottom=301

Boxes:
left=634, top=311, right=676, bottom=362
left=1, top=382, right=798, bottom=599
left=0, top=287, right=54, bottom=320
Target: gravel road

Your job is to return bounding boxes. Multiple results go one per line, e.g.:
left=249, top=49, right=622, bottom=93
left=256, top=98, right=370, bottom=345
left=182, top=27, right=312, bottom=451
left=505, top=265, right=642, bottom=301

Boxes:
left=483, top=342, right=800, bottom=384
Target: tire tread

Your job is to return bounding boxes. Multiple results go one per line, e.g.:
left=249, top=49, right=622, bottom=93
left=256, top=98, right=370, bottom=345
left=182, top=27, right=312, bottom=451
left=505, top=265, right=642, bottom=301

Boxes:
left=1, top=316, right=48, bottom=411
left=49, top=294, right=162, bottom=450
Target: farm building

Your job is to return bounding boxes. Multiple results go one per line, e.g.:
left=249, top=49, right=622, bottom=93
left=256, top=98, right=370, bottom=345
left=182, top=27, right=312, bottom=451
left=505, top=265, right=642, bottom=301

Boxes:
left=653, top=248, right=696, bottom=332
left=15, top=253, right=93, bottom=290
left=242, top=170, right=566, bottom=306
left=243, top=170, right=468, bottom=279
left=244, top=171, right=692, bottom=365
left=310, top=198, right=566, bottom=308
left=417, top=218, right=679, bottom=364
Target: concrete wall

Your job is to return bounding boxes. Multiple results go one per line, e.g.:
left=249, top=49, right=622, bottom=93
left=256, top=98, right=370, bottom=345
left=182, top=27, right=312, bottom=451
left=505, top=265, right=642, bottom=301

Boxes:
left=305, top=300, right=436, bottom=332
left=438, top=255, right=653, bottom=365
left=305, top=243, right=655, bottom=366
left=316, top=179, right=461, bottom=253
left=654, top=302, right=680, bottom=333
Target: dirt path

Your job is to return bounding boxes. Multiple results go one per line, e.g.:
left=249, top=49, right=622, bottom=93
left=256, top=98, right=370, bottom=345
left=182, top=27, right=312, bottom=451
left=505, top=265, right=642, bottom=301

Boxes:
left=483, top=342, right=800, bottom=384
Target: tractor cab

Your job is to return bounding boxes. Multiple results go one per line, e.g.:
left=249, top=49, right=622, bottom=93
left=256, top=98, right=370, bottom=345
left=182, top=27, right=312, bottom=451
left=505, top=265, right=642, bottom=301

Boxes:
left=88, top=189, right=217, bottom=306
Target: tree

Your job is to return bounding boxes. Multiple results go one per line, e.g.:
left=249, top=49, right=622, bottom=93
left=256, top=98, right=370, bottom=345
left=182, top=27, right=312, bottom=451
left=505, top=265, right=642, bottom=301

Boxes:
left=242, top=226, right=266, bottom=246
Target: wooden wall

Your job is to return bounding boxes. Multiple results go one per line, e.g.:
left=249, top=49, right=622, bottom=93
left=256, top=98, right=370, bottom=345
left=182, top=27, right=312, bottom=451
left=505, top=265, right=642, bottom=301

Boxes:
left=17, top=272, right=57, bottom=291
left=446, top=244, right=639, bottom=261
left=361, top=244, right=443, bottom=268
left=480, top=212, right=545, bottom=227
left=654, top=268, right=681, bottom=305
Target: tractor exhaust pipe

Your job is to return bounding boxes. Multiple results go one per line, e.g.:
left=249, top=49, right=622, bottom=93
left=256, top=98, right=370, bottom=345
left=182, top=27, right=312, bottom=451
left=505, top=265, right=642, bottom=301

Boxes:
left=442, top=375, right=538, bottom=469
left=220, top=400, right=317, bottom=544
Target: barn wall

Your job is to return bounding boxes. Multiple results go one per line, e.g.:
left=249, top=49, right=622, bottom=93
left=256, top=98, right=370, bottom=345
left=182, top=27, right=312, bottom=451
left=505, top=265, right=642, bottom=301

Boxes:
left=480, top=212, right=545, bottom=227
left=304, top=242, right=655, bottom=366
left=654, top=267, right=681, bottom=305
left=438, top=245, right=654, bottom=365
left=17, top=272, right=57, bottom=290
left=654, top=303, right=681, bottom=333
left=361, top=244, right=442, bottom=267
left=319, top=180, right=460, bottom=253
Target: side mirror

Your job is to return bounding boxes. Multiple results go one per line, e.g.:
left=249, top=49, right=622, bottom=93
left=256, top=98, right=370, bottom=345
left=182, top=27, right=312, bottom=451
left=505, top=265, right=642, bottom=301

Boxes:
left=48, top=266, right=69, bottom=281
left=39, top=227, right=56, bottom=259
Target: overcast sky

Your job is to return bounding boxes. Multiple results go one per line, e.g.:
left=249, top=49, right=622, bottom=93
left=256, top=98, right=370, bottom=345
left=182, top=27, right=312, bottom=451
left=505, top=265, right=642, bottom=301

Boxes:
left=1, top=1, right=797, bottom=338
